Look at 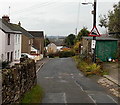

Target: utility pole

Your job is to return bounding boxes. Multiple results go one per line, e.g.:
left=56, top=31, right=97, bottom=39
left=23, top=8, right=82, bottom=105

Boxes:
left=93, top=0, right=97, bottom=63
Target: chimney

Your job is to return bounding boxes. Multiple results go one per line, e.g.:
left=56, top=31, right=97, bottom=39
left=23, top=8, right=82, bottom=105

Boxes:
left=2, top=15, right=10, bottom=22
left=18, top=21, right=21, bottom=26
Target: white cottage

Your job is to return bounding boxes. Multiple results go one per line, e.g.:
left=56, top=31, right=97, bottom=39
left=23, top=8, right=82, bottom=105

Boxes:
left=0, top=16, right=22, bottom=62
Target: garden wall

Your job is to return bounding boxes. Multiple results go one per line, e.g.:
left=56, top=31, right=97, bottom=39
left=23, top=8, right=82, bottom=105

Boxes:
left=2, top=58, right=37, bottom=104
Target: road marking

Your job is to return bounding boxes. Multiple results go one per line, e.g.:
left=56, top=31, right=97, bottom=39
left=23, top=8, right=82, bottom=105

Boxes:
left=58, top=76, right=62, bottom=79
left=71, top=76, right=74, bottom=79
left=44, top=77, right=54, bottom=79
left=88, top=94, right=97, bottom=105
left=63, top=93, right=67, bottom=104
left=74, top=81, right=84, bottom=92
left=107, top=95, right=117, bottom=103
left=36, top=63, right=44, bottom=73
left=79, top=73, right=83, bottom=77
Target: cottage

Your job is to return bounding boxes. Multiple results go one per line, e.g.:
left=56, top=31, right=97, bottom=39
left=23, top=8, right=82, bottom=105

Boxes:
left=0, top=16, right=22, bottom=62
left=82, top=37, right=118, bottom=61
left=28, top=31, right=44, bottom=55
left=47, top=43, right=57, bottom=54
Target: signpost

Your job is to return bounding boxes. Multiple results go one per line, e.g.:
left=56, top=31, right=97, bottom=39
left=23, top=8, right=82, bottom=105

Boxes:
left=89, top=26, right=101, bottom=37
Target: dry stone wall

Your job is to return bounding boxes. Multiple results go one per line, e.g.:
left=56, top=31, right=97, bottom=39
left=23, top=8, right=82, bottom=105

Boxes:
left=2, top=58, right=37, bottom=104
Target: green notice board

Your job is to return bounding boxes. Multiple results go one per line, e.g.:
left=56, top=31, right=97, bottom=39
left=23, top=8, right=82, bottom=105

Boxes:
left=96, top=40, right=118, bottom=61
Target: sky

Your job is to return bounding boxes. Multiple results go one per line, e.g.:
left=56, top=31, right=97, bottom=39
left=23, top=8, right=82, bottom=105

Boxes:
left=0, top=0, right=119, bottom=36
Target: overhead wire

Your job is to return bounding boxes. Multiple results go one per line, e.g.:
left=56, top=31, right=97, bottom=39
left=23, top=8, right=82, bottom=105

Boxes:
left=12, top=0, right=58, bottom=15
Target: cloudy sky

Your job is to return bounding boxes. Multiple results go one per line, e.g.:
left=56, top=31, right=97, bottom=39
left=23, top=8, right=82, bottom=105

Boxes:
left=0, top=0, right=119, bottom=36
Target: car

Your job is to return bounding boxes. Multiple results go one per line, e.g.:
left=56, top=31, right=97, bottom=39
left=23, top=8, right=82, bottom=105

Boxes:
left=21, top=53, right=35, bottom=59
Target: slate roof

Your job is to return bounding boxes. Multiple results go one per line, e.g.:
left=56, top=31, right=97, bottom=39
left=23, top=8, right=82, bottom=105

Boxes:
left=28, top=31, right=44, bottom=38
left=1, top=19, right=33, bottom=38
left=0, top=19, right=21, bottom=34
left=83, top=36, right=118, bottom=41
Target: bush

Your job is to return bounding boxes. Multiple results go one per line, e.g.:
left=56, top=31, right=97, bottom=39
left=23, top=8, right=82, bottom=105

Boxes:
left=2, top=61, right=9, bottom=69
left=59, top=51, right=75, bottom=58
left=73, top=55, right=105, bottom=76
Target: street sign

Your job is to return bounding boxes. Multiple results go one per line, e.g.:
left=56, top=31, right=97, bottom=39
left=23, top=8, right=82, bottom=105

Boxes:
left=91, top=40, right=96, bottom=49
left=89, top=26, right=101, bottom=37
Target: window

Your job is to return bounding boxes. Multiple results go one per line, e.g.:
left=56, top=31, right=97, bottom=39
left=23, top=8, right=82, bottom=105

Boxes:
left=18, top=50, right=19, bottom=58
left=18, top=35, right=20, bottom=44
left=16, top=34, right=17, bottom=44
left=29, top=40, right=31, bottom=45
left=8, top=34, right=10, bottom=45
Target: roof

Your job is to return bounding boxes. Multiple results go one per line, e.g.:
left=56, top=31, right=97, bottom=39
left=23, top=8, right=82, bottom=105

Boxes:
left=83, top=36, right=119, bottom=41
left=32, top=45, right=39, bottom=50
left=28, top=31, right=44, bottom=38
left=1, top=19, right=33, bottom=38
left=47, top=43, right=57, bottom=47
left=0, top=19, right=21, bottom=34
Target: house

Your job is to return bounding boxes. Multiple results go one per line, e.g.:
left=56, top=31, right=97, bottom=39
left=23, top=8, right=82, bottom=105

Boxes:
left=47, top=43, right=57, bottom=54
left=0, top=16, right=22, bottom=62
left=82, top=37, right=118, bottom=62
left=28, top=31, right=44, bottom=55
left=3, top=19, right=34, bottom=54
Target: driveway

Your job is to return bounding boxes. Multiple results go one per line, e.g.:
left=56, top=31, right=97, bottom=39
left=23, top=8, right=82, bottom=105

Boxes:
left=37, top=58, right=119, bottom=104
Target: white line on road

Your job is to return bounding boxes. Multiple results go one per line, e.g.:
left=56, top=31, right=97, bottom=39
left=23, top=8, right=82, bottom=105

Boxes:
left=88, top=95, right=97, bottom=105
left=63, top=93, right=67, bottom=104
left=74, top=81, right=84, bottom=92
left=36, top=63, right=44, bottom=73
left=107, top=95, right=117, bottom=103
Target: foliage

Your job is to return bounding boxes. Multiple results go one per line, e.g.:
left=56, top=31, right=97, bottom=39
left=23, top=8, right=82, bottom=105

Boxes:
left=99, top=2, right=120, bottom=38
left=108, top=2, right=120, bottom=34
left=73, top=41, right=81, bottom=54
left=73, top=55, right=107, bottom=76
left=2, top=61, right=9, bottom=69
left=20, top=85, right=44, bottom=104
left=64, top=34, right=76, bottom=47
left=99, top=15, right=108, bottom=28
left=76, top=27, right=90, bottom=41
left=59, top=51, right=75, bottom=58
left=47, top=51, right=75, bottom=58
left=48, top=53, right=59, bottom=58
left=44, top=38, right=50, bottom=46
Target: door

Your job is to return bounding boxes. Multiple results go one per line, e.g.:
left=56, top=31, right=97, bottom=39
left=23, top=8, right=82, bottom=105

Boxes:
left=10, top=52, right=13, bottom=62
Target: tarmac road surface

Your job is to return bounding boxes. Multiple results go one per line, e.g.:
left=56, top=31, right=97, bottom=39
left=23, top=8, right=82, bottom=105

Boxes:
left=37, top=58, right=119, bottom=104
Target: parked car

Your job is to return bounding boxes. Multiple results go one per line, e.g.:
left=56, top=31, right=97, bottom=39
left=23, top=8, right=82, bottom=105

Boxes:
left=21, top=53, right=35, bottom=59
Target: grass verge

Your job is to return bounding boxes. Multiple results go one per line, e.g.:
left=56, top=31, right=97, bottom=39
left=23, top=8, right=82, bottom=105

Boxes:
left=20, top=85, right=44, bottom=104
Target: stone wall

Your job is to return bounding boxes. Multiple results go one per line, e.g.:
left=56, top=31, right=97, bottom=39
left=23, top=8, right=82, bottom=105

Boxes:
left=2, top=58, right=37, bottom=104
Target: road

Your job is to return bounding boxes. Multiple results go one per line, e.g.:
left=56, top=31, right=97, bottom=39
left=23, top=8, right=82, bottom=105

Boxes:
left=37, top=58, right=119, bottom=104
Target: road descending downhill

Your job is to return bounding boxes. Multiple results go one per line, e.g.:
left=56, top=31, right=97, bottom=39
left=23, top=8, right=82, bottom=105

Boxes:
left=37, top=58, right=119, bottom=104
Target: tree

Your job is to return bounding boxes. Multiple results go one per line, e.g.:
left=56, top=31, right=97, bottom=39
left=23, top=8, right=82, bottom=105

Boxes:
left=108, top=2, right=120, bottom=33
left=76, top=27, right=90, bottom=41
left=99, top=15, right=108, bottom=28
left=64, top=34, right=76, bottom=47
left=99, top=2, right=120, bottom=38
left=44, top=38, right=50, bottom=47
left=73, top=41, right=81, bottom=54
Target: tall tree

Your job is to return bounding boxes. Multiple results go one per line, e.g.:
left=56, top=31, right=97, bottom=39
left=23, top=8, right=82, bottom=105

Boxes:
left=108, top=2, right=120, bottom=33
left=99, top=2, right=120, bottom=38
left=76, top=27, right=90, bottom=41
left=99, top=15, right=108, bottom=28
left=64, top=34, right=76, bottom=47
left=44, top=38, right=50, bottom=47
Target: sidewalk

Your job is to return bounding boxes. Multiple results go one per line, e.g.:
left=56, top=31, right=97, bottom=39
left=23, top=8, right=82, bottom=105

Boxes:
left=103, top=62, right=119, bottom=86
left=98, top=62, right=120, bottom=97
left=36, top=58, right=49, bottom=71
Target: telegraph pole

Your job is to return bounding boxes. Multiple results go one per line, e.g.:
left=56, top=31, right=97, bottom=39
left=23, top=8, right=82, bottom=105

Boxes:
left=93, top=0, right=97, bottom=63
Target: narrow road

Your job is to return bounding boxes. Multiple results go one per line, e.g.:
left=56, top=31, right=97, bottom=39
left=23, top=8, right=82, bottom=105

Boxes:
left=37, top=58, right=119, bottom=104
